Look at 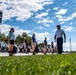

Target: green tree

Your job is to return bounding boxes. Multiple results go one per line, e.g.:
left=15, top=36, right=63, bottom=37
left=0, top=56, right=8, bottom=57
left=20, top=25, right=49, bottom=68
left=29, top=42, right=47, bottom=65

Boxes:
left=15, top=35, right=23, bottom=45
left=15, top=33, right=32, bottom=45
left=0, top=34, right=8, bottom=43
left=38, top=42, right=44, bottom=48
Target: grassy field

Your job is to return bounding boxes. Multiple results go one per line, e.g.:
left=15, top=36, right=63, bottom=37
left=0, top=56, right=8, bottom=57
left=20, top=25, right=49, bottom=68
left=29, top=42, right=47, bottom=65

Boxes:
left=0, top=54, right=76, bottom=75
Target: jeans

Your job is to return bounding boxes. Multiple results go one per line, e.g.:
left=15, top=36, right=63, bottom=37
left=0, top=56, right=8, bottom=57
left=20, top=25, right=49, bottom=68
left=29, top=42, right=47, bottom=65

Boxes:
left=57, top=37, right=63, bottom=54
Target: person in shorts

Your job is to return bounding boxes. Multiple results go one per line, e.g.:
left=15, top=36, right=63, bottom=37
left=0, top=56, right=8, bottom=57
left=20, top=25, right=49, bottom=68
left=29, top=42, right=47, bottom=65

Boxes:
left=8, top=28, right=15, bottom=56
left=30, top=34, right=36, bottom=55
left=43, top=37, right=47, bottom=54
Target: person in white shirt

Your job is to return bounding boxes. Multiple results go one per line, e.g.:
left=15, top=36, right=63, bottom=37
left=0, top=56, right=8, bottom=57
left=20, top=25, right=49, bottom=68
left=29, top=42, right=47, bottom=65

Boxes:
left=54, top=25, right=66, bottom=54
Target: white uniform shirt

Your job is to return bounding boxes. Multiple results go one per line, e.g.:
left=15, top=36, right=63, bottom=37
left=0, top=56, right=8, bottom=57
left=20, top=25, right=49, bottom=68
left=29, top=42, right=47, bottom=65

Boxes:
left=55, top=29, right=65, bottom=38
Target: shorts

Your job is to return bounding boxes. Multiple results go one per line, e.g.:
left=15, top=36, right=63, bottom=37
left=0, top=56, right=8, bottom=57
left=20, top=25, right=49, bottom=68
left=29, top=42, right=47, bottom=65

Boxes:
left=10, top=40, right=14, bottom=45
left=32, top=42, right=36, bottom=46
left=33, top=42, right=36, bottom=45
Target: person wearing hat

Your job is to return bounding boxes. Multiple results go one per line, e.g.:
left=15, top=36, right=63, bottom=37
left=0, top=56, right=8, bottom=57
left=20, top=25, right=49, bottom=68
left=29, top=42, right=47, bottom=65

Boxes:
left=54, top=25, right=66, bottom=54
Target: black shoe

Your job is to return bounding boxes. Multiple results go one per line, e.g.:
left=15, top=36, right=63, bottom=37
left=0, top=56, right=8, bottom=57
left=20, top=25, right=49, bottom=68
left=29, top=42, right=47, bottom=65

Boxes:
left=9, top=51, right=13, bottom=56
left=32, top=52, right=36, bottom=55
left=44, top=52, right=46, bottom=55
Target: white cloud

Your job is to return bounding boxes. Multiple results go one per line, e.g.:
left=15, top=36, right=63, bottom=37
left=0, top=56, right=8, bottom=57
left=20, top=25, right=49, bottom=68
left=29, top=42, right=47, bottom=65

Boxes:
left=53, top=7, right=59, bottom=10
left=37, top=18, right=54, bottom=24
left=35, top=26, right=43, bottom=30
left=64, top=12, right=76, bottom=21
left=46, top=9, right=51, bottom=12
left=42, top=0, right=53, bottom=5
left=0, top=24, right=31, bottom=37
left=63, top=26, right=76, bottom=32
left=56, top=12, right=76, bottom=22
left=60, top=21, right=65, bottom=24
left=35, top=12, right=48, bottom=19
left=34, top=32, right=51, bottom=43
left=44, top=24, right=50, bottom=27
left=0, top=0, right=54, bottom=22
left=55, top=9, right=67, bottom=15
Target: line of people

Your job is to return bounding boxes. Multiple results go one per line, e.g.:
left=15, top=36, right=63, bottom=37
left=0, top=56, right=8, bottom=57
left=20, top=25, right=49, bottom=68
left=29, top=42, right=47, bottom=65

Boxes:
left=8, top=25, right=66, bottom=56
left=21, top=38, right=58, bottom=54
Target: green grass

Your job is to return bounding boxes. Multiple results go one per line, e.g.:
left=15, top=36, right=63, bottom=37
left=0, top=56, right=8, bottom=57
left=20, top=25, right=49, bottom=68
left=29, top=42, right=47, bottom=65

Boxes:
left=0, top=54, right=76, bottom=75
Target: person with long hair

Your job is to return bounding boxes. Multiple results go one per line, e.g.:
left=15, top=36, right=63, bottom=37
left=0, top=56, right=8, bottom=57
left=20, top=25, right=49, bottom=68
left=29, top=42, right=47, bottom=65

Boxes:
left=43, top=37, right=47, bottom=54
left=30, top=34, right=36, bottom=55
left=8, top=28, right=15, bottom=56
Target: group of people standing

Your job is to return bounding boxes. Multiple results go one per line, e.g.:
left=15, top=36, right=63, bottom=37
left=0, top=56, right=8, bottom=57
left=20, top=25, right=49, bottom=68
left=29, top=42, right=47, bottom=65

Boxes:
left=8, top=25, right=66, bottom=56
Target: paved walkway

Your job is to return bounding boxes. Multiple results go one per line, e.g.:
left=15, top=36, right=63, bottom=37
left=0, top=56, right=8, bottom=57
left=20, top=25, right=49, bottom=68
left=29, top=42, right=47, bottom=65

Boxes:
left=0, top=52, right=58, bottom=56
left=0, top=52, right=69, bottom=56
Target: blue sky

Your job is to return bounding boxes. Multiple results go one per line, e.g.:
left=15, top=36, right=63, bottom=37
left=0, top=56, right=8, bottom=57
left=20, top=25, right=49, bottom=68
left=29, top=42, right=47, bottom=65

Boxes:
left=0, top=0, right=76, bottom=51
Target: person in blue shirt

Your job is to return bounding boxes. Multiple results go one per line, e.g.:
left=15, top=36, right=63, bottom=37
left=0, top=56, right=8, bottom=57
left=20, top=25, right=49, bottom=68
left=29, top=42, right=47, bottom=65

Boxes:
left=8, top=28, right=15, bottom=56
left=54, top=25, right=66, bottom=54
left=30, top=34, right=36, bottom=55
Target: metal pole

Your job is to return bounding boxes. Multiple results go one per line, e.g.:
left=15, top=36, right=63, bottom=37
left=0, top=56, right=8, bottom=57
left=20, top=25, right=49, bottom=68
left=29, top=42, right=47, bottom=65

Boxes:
left=70, top=38, right=71, bottom=52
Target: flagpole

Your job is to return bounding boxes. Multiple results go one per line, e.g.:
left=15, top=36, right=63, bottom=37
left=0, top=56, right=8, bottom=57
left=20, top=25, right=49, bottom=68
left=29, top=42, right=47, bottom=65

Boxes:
left=70, top=38, right=71, bottom=52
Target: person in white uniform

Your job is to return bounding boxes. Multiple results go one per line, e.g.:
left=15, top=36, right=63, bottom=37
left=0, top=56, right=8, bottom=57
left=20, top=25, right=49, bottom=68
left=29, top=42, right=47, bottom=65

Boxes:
left=54, top=25, right=66, bottom=54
